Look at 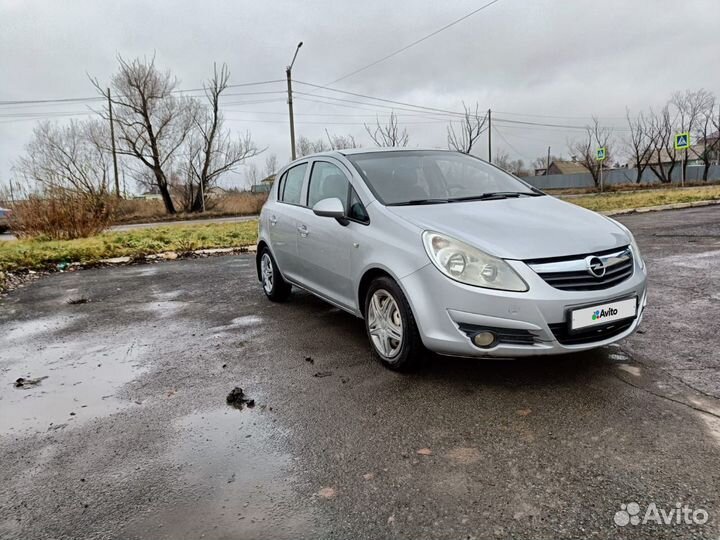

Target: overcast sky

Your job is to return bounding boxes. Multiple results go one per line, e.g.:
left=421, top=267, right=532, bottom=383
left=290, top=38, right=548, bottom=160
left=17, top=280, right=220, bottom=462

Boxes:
left=2, top=0, right=719, bottom=190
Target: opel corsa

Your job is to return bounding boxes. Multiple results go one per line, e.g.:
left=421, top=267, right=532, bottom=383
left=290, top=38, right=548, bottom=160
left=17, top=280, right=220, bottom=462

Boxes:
left=257, top=149, right=647, bottom=370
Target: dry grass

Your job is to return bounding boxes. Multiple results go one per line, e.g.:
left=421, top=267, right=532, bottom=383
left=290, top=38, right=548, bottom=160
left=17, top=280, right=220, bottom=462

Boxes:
left=10, top=194, right=117, bottom=240
left=546, top=180, right=720, bottom=196
left=562, top=185, right=720, bottom=212
left=0, top=220, right=258, bottom=273
left=115, top=192, right=267, bottom=224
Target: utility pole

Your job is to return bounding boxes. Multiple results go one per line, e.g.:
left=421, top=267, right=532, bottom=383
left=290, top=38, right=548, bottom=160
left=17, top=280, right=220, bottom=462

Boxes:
left=487, top=109, right=492, bottom=163
left=107, top=88, right=120, bottom=198
left=286, top=42, right=303, bottom=161
left=546, top=146, right=551, bottom=175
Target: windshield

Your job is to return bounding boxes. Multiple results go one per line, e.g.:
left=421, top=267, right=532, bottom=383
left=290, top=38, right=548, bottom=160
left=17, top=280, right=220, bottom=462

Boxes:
left=346, top=150, right=540, bottom=205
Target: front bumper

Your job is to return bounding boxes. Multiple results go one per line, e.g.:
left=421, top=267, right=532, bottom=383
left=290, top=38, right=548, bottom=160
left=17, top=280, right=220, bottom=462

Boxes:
left=399, top=258, right=648, bottom=358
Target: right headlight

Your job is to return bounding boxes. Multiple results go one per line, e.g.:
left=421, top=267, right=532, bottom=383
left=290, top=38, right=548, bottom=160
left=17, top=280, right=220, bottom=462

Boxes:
left=422, top=231, right=528, bottom=292
left=628, top=232, right=645, bottom=270
left=606, top=218, right=645, bottom=270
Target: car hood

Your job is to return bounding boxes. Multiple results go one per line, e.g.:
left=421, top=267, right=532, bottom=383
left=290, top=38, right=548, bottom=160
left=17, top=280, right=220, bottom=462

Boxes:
left=386, top=195, right=629, bottom=260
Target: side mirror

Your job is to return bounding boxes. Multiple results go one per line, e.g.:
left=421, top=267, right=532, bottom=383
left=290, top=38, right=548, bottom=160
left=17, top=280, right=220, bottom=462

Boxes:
left=312, top=197, right=345, bottom=219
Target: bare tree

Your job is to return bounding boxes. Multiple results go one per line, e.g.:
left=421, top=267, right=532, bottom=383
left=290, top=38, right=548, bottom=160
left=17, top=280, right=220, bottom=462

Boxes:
left=325, top=130, right=359, bottom=150
left=672, top=89, right=715, bottom=180
left=365, top=111, right=409, bottom=147
left=447, top=102, right=486, bottom=154
left=296, top=136, right=329, bottom=157
left=647, top=105, right=677, bottom=183
left=691, top=95, right=718, bottom=181
left=92, top=55, right=198, bottom=214
left=263, top=153, right=279, bottom=179
left=493, top=151, right=527, bottom=176
left=567, top=117, right=613, bottom=188
left=14, top=119, right=113, bottom=198
left=624, top=109, right=654, bottom=183
left=245, top=162, right=260, bottom=189
left=183, top=64, right=261, bottom=212
left=494, top=150, right=512, bottom=172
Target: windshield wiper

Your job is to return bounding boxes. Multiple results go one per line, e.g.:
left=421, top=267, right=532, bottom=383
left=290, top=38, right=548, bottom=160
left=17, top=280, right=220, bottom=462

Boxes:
left=448, top=191, right=543, bottom=202
left=387, top=198, right=450, bottom=206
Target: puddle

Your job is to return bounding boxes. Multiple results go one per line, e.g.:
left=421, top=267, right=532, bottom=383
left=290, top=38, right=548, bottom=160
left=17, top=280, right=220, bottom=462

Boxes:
left=616, top=364, right=642, bottom=377
left=122, top=408, right=312, bottom=539
left=208, top=315, right=264, bottom=337
left=0, top=315, right=77, bottom=343
left=137, top=300, right=188, bottom=318
left=0, top=336, right=147, bottom=437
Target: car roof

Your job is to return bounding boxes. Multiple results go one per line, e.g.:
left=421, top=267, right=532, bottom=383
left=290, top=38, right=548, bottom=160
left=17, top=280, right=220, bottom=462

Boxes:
left=294, top=147, right=458, bottom=160
left=339, top=147, right=456, bottom=156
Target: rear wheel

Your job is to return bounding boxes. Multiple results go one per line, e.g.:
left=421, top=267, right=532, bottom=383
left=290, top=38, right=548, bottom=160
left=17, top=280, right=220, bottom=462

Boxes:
left=260, top=248, right=291, bottom=302
left=365, top=276, right=424, bottom=370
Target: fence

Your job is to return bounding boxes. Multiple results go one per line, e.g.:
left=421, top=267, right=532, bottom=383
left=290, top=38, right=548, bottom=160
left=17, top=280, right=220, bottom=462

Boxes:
left=525, top=164, right=720, bottom=190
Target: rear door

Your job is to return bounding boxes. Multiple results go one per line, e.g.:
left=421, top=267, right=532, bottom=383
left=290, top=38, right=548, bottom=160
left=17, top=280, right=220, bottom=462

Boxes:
left=295, top=159, right=356, bottom=309
left=267, top=162, right=309, bottom=282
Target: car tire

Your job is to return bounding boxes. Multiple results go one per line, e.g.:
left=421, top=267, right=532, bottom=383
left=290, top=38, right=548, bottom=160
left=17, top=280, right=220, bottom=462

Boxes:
left=364, top=276, right=424, bottom=371
left=259, top=248, right=291, bottom=302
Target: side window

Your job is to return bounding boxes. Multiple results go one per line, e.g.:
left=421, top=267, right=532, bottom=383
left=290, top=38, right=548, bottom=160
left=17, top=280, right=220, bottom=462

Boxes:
left=307, top=162, right=350, bottom=211
left=276, top=171, right=287, bottom=199
left=280, top=163, right=307, bottom=205
left=348, top=189, right=369, bottom=223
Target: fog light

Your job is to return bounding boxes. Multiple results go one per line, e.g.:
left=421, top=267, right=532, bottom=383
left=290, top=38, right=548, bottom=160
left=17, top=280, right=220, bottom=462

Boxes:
left=472, top=331, right=496, bottom=348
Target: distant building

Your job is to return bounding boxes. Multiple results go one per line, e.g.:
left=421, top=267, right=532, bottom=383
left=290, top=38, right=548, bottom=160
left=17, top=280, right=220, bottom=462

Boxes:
left=139, top=191, right=163, bottom=201
left=535, top=160, right=589, bottom=176
left=206, top=186, right=227, bottom=199
left=251, top=174, right=275, bottom=194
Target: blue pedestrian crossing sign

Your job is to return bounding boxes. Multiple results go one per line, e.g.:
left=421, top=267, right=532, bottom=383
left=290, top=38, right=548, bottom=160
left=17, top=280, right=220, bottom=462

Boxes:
left=596, top=147, right=606, bottom=161
left=675, top=132, right=690, bottom=150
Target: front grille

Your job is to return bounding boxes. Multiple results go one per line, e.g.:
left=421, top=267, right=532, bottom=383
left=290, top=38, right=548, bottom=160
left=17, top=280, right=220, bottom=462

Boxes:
left=527, top=247, right=634, bottom=291
left=549, top=318, right=635, bottom=345
left=457, top=323, right=536, bottom=346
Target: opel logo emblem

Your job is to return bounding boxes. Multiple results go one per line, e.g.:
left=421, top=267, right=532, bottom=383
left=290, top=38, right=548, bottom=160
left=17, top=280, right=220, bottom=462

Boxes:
left=586, top=256, right=606, bottom=278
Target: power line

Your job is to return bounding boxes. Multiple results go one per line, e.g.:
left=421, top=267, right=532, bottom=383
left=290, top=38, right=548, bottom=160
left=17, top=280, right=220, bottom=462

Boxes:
left=321, top=0, right=505, bottom=87
left=0, top=79, right=286, bottom=107
left=222, top=115, right=450, bottom=126
left=493, top=125, right=533, bottom=161
left=294, top=93, right=459, bottom=120
left=295, top=82, right=467, bottom=117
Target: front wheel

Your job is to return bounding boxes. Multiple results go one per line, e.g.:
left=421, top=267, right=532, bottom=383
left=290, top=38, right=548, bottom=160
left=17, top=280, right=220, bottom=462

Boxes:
left=365, top=276, right=424, bottom=371
left=260, top=248, right=291, bottom=302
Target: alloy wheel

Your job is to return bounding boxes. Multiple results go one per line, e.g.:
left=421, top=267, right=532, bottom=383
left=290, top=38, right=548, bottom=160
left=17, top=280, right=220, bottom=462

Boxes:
left=261, top=253, right=274, bottom=294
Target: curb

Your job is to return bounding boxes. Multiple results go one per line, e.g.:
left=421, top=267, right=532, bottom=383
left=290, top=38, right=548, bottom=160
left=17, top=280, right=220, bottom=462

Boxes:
left=1, top=245, right=257, bottom=295
left=601, top=199, right=720, bottom=217
left=98, top=245, right=257, bottom=265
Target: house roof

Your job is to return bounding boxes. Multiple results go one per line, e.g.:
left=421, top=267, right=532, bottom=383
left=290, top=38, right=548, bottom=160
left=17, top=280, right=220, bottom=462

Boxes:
left=550, top=160, right=589, bottom=174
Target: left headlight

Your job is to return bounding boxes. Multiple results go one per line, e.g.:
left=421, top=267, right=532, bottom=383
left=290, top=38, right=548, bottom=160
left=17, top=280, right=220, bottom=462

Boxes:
left=422, top=231, right=528, bottom=292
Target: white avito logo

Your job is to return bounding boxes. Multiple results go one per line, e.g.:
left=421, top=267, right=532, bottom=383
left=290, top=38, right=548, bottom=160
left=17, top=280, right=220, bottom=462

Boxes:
left=614, top=501, right=709, bottom=527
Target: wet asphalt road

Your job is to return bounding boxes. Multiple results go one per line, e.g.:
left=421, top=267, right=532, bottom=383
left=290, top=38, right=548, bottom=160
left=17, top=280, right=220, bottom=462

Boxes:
left=1, top=206, right=720, bottom=540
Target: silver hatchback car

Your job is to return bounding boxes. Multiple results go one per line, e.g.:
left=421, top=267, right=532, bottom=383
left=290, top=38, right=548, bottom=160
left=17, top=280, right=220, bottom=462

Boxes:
left=257, top=149, right=647, bottom=370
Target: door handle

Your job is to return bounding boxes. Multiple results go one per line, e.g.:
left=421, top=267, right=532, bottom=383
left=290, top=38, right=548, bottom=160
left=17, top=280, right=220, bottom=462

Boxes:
left=269, top=215, right=278, bottom=226
left=297, top=224, right=309, bottom=237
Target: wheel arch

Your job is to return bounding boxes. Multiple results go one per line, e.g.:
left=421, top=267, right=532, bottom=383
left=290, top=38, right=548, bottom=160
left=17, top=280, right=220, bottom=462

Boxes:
left=357, top=266, right=416, bottom=319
